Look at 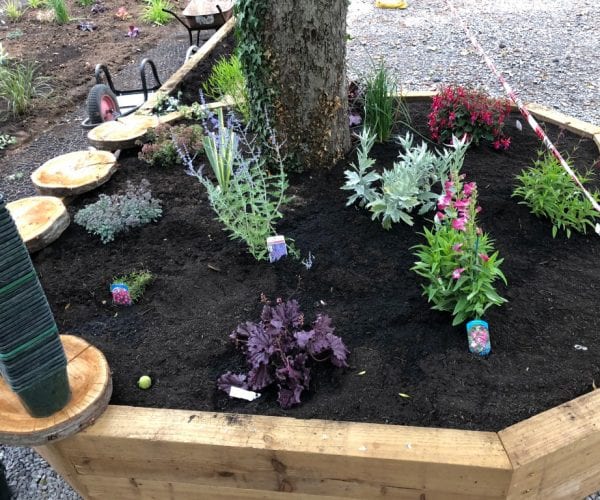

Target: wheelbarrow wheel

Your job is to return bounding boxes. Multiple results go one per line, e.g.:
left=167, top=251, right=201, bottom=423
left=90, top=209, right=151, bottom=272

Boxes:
left=86, top=84, right=120, bottom=124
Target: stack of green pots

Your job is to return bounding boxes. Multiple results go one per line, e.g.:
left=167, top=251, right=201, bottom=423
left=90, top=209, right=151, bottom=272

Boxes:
left=0, top=194, right=70, bottom=417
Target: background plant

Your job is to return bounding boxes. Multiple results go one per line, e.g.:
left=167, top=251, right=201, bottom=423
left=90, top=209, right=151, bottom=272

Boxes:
left=112, top=270, right=154, bottom=302
left=2, top=0, right=25, bottom=21
left=7, top=29, right=24, bottom=39
left=180, top=111, right=290, bottom=261
left=27, top=0, right=46, bottom=7
left=0, top=43, right=8, bottom=66
left=47, top=0, right=69, bottom=24
left=218, top=298, right=348, bottom=408
left=141, top=0, right=173, bottom=25
left=412, top=171, right=507, bottom=326
left=203, top=54, right=250, bottom=123
left=77, top=0, right=94, bottom=7
left=513, top=151, right=600, bottom=237
left=342, top=129, right=468, bottom=228
left=362, top=60, right=409, bottom=143
left=428, top=85, right=511, bottom=150
left=74, top=179, right=162, bottom=243
left=0, top=60, right=51, bottom=119
left=0, top=133, right=16, bottom=150
left=139, top=123, right=203, bottom=167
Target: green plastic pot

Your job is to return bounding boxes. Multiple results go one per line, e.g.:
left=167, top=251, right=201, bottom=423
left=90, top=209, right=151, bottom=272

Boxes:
left=15, top=366, right=71, bottom=418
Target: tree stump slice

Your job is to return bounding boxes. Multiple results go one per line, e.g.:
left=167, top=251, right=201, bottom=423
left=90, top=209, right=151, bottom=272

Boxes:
left=87, top=115, right=159, bottom=150
left=0, top=335, right=112, bottom=446
left=31, top=150, right=118, bottom=197
left=6, top=196, right=70, bottom=253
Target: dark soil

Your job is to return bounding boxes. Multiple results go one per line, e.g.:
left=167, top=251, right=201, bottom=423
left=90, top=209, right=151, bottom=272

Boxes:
left=31, top=103, right=600, bottom=432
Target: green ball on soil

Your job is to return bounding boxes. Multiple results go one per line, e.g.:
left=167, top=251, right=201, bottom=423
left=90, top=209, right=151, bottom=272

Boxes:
left=137, top=375, right=152, bottom=390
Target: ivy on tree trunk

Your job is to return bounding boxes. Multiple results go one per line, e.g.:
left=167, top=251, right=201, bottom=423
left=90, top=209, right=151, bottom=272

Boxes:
left=235, top=0, right=351, bottom=170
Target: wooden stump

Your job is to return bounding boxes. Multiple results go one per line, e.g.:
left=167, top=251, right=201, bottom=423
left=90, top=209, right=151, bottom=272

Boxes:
left=0, top=335, right=112, bottom=446
left=31, top=150, right=118, bottom=197
left=87, top=115, right=159, bottom=150
left=6, top=196, right=70, bottom=253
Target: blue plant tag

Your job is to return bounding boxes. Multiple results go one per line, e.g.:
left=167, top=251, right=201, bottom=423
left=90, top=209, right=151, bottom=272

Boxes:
left=110, top=283, right=132, bottom=306
left=267, top=235, right=287, bottom=263
left=110, top=283, right=129, bottom=293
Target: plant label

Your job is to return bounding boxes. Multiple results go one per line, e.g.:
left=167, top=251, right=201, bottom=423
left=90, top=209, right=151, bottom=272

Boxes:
left=111, top=283, right=132, bottom=306
left=229, top=386, right=261, bottom=401
left=267, top=235, right=287, bottom=263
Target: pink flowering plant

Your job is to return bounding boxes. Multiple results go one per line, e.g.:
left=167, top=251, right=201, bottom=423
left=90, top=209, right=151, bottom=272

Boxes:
left=412, top=170, right=507, bottom=326
left=428, top=85, right=512, bottom=150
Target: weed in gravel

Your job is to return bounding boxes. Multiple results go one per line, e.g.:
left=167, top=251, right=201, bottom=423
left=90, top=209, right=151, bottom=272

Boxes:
left=141, top=0, right=173, bottom=25
left=0, top=60, right=51, bottom=119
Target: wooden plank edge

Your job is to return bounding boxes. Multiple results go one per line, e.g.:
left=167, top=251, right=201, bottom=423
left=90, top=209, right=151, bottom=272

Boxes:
left=499, top=388, right=600, bottom=499
left=593, top=133, right=600, bottom=154
left=140, top=17, right=236, bottom=113
left=525, top=103, right=600, bottom=138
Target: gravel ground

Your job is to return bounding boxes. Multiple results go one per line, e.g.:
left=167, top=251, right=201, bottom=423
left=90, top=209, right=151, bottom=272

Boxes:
left=1, top=1, right=600, bottom=498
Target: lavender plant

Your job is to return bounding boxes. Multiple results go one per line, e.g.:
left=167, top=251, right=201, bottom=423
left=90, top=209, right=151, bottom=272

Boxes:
left=178, top=109, right=290, bottom=261
left=74, top=180, right=162, bottom=243
left=218, top=298, right=349, bottom=408
left=342, top=129, right=469, bottom=228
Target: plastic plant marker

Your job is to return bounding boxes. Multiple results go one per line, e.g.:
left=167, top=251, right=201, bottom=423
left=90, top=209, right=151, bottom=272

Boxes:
left=466, top=319, right=491, bottom=356
left=266, top=235, right=287, bottom=263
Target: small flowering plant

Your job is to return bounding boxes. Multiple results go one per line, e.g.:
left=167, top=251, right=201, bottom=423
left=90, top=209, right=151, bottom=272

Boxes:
left=412, top=170, right=507, bottom=326
left=218, top=298, right=349, bottom=409
left=428, top=85, right=512, bottom=150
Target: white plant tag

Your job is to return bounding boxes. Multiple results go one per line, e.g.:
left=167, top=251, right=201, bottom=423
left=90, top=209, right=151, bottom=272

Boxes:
left=595, top=223, right=600, bottom=236
left=267, top=235, right=287, bottom=263
left=229, top=386, right=261, bottom=401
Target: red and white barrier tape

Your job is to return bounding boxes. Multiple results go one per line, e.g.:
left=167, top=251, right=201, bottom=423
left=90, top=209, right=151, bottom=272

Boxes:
left=444, top=0, right=600, bottom=216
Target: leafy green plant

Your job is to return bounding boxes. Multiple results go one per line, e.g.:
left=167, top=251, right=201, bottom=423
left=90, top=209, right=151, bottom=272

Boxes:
left=112, top=270, right=154, bottom=302
left=27, top=0, right=46, bottom=8
left=7, top=29, right=24, bottom=39
left=428, top=85, right=511, bottom=150
left=141, top=0, right=173, bottom=25
left=74, top=180, right=162, bottom=244
left=0, top=60, right=51, bottom=119
left=0, top=133, right=16, bottom=150
left=2, top=0, right=26, bottom=21
left=201, top=108, right=237, bottom=192
left=363, top=61, right=408, bottom=143
left=513, top=151, right=600, bottom=238
left=47, top=0, right=69, bottom=24
left=412, top=172, right=507, bottom=326
left=203, top=55, right=250, bottom=122
left=139, top=123, right=204, bottom=167
left=342, top=129, right=469, bottom=228
left=181, top=112, right=290, bottom=261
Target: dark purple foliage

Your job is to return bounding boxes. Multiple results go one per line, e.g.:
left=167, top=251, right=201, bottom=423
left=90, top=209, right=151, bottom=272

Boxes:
left=218, top=299, right=349, bottom=408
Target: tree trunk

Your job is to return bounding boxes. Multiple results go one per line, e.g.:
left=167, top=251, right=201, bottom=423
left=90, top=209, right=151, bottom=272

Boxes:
left=237, top=0, right=351, bottom=169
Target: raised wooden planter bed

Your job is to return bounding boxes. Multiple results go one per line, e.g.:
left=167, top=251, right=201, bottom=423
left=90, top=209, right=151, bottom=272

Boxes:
left=31, top=100, right=600, bottom=498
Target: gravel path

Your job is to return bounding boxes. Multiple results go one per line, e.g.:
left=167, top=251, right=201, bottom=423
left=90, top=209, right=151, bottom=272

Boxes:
left=1, top=1, right=600, bottom=498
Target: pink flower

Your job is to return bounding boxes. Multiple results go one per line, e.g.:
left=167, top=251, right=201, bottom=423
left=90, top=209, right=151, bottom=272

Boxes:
left=475, top=205, right=482, bottom=213
left=448, top=111, right=456, bottom=123
left=452, top=243, right=463, bottom=252
left=444, top=180, right=454, bottom=192
left=453, top=198, right=470, bottom=211
left=452, top=268, right=465, bottom=280
left=492, top=139, right=502, bottom=150
left=476, top=226, right=483, bottom=235
left=452, top=217, right=467, bottom=231
left=463, top=182, right=476, bottom=196
left=479, top=253, right=490, bottom=262
left=435, top=211, right=446, bottom=221
left=437, top=193, right=452, bottom=211
left=501, top=137, right=511, bottom=150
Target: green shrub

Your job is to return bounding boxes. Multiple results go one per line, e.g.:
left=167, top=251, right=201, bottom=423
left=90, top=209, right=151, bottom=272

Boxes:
left=513, top=151, right=600, bottom=238
left=74, top=180, right=162, bottom=244
left=47, top=0, right=69, bottom=24
left=0, top=60, right=51, bottom=119
left=141, top=0, right=173, bottom=25
left=139, top=123, right=204, bottom=167
left=112, top=270, right=154, bottom=302
left=2, top=0, right=25, bottom=21
left=203, top=55, right=250, bottom=122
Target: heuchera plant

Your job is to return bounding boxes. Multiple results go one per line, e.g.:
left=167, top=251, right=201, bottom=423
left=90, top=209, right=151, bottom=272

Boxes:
left=412, top=169, right=507, bottom=325
left=428, top=85, right=512, bottom=150
left=218, top=299, right=349, bottom=409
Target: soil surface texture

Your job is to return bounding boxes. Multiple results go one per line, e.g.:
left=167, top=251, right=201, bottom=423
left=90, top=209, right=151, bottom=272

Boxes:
left=30, top=102, right=600, bottom=432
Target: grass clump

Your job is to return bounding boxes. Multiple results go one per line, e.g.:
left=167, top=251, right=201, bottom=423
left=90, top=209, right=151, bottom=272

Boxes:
left=47, top=0, right=69, bottom=24
left=203, top=55, right=250, bottom=122
left=141, top=0, right=173, bottom=25
left=0, top=60, right=51, bottom=119
left=2, top=0, right=26, bottom=21
left=27, top=0, right=46, bottom=8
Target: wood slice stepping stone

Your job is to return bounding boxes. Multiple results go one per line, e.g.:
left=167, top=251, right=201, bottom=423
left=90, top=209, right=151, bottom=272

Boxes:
left=6, top=196, right=70, bottom=253
left=87, top=115, right=159, bottom=150
left=31, top=150, right=118, bottom=197
left=0, top=335, right=112, bottom=446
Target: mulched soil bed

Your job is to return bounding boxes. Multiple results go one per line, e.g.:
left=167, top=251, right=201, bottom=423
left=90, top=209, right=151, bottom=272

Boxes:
left=32, top=103, right=600, bottom=432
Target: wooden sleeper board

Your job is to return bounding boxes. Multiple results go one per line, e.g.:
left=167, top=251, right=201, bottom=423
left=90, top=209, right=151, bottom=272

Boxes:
left=6, top=196, right=70, bottom=252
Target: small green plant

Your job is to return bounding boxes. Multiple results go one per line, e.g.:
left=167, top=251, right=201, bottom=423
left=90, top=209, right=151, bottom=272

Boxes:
left=141, top=0, right=173, bottom=25
left=2, top=0, right=26, bottom=21
left=152, top=91, right=181, bottom=115
left=0, top=60, right=51, bottom=119
left=181, top=112, right=290, bottom=261
left=412, top=171, right=507, bottom=326
left=27, top=0, right=46, bottom=8
left=112, top=270, right=154, bottom=302
left=77, top=0, right=94, bottom=6
left=74, top=179, right=162, bottom=244
left=203, top=55, right=250, bottom=123
left=0, top=133, right=16, bottom=151
left=139, top=123, right=204, bottom=167
left=342, top=129, right=468, bottom=228
left=513, top=151, right=600, bottom=238
left=0, top=43, right=9, bottom=66
left=47, top=0, right=69, bottom=24
left=363, top=61, right=408, bottom=143
left=7, top=29, right=24, bottom=39
left=201, top=108, right=236, bottom=192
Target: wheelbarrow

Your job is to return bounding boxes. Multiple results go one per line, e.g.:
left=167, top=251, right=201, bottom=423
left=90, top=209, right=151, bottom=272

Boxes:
left=163, top=0, right=234, bottom=47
